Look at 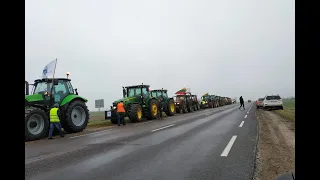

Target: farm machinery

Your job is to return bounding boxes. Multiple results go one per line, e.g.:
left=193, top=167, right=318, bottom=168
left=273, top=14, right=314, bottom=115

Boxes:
left=108, top=84, right=158, bottom=124
left=174, top=88, right=194, bottom=113
left=150, top=89, right=175, bottom=116
left=25, top=76, right=89, bottom=141
left=200, top=93, right=214, bottom=109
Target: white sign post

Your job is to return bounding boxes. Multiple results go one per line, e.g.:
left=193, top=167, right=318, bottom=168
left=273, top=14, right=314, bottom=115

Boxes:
left=95, top=99, right=104, bottom=112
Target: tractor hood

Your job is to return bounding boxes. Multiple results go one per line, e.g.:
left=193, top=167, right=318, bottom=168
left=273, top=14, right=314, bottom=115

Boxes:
left=113, top=96, right=137, bottom=105
left=25, top=94, right=43, bottom=102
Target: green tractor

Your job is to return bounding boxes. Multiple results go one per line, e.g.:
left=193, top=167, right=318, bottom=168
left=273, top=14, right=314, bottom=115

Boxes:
left=150, top=89, right=175, bottom=116
left=108, top=84, right=158, bottom=124
left=200, top=93, right=214, bottom=109
left=25, top=78, right=89, bottom=141
left=214, top=95, right=221, bottom=107
left=191, top=95, right=201, bottom=111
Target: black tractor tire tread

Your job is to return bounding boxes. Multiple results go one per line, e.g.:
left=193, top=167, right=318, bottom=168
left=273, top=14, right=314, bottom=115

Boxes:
left=165, top=99, right=175, bottom=116
left=62, top=100, right=89, bottom=133
left=25, top=107, right=49, bottom=141
left=147, top=99, right=158, bottom=120
left=128, top=104, right=142, bottom=122
left=176, top=107, right=181, bottom=113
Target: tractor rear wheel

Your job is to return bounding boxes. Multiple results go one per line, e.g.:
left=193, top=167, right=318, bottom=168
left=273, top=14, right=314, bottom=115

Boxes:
left=147, top=99, right=158, bottom=120
left=165, top=99, right=175, bottom=116
left=187, top=102, right=193, bottom=113
left=176, top=106, right=181, bottom=113
left=129, top=104, right=143, bottom=122
left=182, top=102, right=188, bottom=113
left=63, top=100, right=89, bottom=133
left=25, top=107, right=49, bottom=141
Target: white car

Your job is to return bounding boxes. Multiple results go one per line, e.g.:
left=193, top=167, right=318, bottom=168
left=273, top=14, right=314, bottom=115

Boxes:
left=263, top=95, right=283, bottom=110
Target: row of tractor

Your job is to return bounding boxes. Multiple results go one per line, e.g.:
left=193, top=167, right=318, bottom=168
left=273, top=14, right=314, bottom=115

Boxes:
left=106, top=85, right=235, bottom=124
left=24, top=76, right=234, bottom=142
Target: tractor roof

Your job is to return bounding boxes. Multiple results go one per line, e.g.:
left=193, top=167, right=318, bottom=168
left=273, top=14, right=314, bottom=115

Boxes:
left=125, top=84, right=150, bottom=88
left=34, top=78, right=71, bottom=83
left=150, top=89, right=168, bottom=92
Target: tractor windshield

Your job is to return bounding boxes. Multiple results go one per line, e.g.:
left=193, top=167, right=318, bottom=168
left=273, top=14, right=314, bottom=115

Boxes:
left=162, top=92, right=168, bottom=98
left=151, top=91, right=158, bottom=97
left=33, top=82, right=52, bottom=94
left=202, top=96, right=208, bottom=101
left=176, top=96, right=185, bottom=101
left=127, top=88, right=135, bottom=97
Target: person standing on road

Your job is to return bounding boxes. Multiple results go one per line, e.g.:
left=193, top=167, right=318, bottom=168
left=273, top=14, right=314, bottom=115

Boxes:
left=157, top=97, right=163, bottom=119
left=48, top=103, right=65, bottom=139
left=117, top=101, right=126, bottom=126
left=239, top=96, right=245, bottom=110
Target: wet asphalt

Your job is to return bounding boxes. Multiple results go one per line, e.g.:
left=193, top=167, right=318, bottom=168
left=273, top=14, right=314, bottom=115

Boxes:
left=25, top=102, right=257, bottom=180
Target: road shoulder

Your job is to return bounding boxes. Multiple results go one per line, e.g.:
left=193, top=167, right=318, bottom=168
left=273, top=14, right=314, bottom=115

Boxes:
left=253, top=110, right=295, bottom=180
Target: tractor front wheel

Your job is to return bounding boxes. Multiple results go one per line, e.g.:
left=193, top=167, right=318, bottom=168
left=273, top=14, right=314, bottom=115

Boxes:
left=25, top=107, right=49, bottom=141
left=165, top=99, right=175, bottom=116
left=63, top=100, right=89, bottom=133
left=129, top=104, right=143, bottom=122
left=147, top=99, right=158, bottom=120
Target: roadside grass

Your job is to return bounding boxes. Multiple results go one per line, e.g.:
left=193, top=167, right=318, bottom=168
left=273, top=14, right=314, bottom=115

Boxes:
left=273, top=99, right=295, bottom=121
left=87, top=111, right=168, bottom=128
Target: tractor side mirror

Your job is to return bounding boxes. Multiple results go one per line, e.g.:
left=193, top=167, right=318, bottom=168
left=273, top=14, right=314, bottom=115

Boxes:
left=74, top=88, right=78, bottom=95
left=25, top=81, right=29, bottom=95
left=122, top=88, right=126, bottom=98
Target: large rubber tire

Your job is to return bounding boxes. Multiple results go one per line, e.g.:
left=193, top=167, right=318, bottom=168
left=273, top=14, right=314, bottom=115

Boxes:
left=147, top=99, right=158, bottom=120
left=176, top=106, right=181, bottom=113
left=62, top=100, right=89, bottom=133
left=182, top=102, right=188, bottom=113
left=128, top=104, right=143, bottom=122
left=187, top=101, right=193, bottom=113
left=165, top=99, right=175, bottom=116
left=25, top=107, right=49, bottom=141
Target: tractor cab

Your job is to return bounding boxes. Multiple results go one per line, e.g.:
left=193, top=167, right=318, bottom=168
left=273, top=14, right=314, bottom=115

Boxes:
left=121, top=84, right=150, bottom=104
left=25, top=78, right=78, bottom=108
left=150, top=89, right=168, bottom=100
left=191, top=95, right=198, bottom=102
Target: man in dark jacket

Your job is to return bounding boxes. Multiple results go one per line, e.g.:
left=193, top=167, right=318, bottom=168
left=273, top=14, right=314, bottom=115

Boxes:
left=239, top=96, right=245, bottom=110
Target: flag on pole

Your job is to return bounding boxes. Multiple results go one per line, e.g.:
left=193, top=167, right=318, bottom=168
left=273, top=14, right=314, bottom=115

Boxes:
left=202, top=92, right=209, bottom=97
left=175, top=88, right=187, bottom=95
left=42, top=59, right=57, bottom=78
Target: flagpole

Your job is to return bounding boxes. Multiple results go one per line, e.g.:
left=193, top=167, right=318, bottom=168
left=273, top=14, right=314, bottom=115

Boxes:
left=50, top=58, right=58, bottom=105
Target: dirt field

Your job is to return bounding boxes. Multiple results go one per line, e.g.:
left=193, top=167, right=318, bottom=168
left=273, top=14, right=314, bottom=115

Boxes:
left=253, top=110, right=295, bottom=180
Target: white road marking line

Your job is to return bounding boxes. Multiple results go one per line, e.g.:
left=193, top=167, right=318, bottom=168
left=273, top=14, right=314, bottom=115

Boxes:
left=247, top=111, right=250, bottom=114
left=221, top=135, right=237, bottom=157
left=239, top=121, right=245, bottom=127
left=69, top=129, right=113, bottom=139
left=244, top=115, right=247, bottom=118
left=151, top=124, right=175, bottom=132
left=134, top=121, right=153, bottom=126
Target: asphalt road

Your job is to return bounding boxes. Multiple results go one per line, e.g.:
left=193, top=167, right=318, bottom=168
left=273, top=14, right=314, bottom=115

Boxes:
left=25, top=102, right=257, bottom=180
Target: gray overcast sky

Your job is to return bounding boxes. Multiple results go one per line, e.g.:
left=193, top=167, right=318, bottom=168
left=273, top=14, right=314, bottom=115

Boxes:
left=25, top=0, right=295, bottom=111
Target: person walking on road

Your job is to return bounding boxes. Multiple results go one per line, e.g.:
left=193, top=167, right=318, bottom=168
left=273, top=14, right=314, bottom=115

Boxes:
left=117, top=101, right=126, bottom=126
left=239, top=96, right=245, bottom=110
left=157, top=97, right=163, bottom=119
left=48, top=103, right=65, bottom=139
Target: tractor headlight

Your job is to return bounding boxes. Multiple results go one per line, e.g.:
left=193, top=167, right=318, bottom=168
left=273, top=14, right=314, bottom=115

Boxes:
left=113, top=106, right=116, bottom=110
